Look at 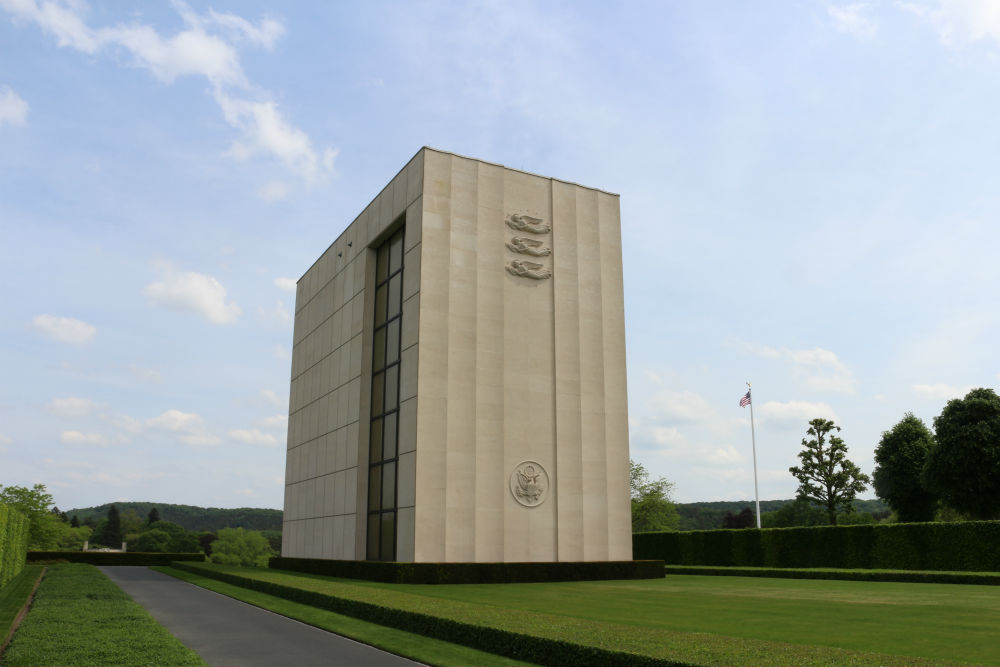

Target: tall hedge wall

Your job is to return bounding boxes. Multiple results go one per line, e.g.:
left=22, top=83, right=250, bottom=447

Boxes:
left=0, top=504, right=30, bottom=588
left=633, top=521, right=1000, bottom=571
left=26, top=551, right=206, bottom=566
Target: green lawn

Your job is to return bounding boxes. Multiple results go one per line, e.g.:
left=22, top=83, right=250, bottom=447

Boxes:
left=156, top=566, right=536, bottom=666
left=1, top=563, right=205, bottom=667
left=174, top=562, right=994, bottom=666
left=0, top=565, right=44, bottom=650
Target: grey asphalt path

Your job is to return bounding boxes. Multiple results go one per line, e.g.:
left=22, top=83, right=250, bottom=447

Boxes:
left=99, top=566, right=426, bottom=667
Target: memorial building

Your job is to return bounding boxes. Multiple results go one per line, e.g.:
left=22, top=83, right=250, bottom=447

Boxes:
left=282, top=148, right=631, bottom=562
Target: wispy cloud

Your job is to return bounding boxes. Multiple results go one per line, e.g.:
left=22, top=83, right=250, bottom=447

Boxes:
left=274, top=277, right=296, bottom=292
left=828, top=3, right=878, bottom=39
left=912, top=383, right=974, bottom=400
left=0, top=0, right=333, bottom=183
left=60, top=430, right=109, bottom=446
left=49, top=397, right=100, bottom=417
left=146, top=408, right=221, bottom=446
left=144, top=262, right=241, bottom=324
left=0, top=85, right=28, bottom=126
left=899, top=0, right=1000, bottom=46
left=31, top=314, right=96, bottom=345
left=746, top=344, right=856, bottom=394
left=758, top=400, right=839, bottom=423
left=229, top=428, right=278, bottom=446
left=257, top=181, right=288, bottom=202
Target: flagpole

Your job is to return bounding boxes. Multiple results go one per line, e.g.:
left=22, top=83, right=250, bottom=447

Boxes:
left=748, top=381, right=761, bottom=529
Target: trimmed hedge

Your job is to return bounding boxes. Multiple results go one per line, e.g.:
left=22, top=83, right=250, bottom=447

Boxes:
left=662, top=565, right=1000, bottom=585
left=0, top=505, right=29, bottom=589
left=634, top=521, right=1000, bottom=571
left=26, top=551, right=206, bottom=566
left=173, top=563, right=674, bottom=667
left=269, top=557, right=665, bottom=584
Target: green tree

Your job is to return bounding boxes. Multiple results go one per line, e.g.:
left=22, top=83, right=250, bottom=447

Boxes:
left=789, top=419, right=871, bottom=525
left=925, top=388, right=1000, bottom=519
left=630, top=460, right=679, bottom=532
left=147, top=507, right=160, bottom=525
left=94, top=504, right=123, bottom=547
left=873, top=413, right=937, bottom=522
left=761, top=499, right=828, bottom=528
left=0, top=483, right=63, bottom=548
left=209, top=528, right=275, bottom=567
left=70, top=514, right=80, bottom=528
left=131, top=529, right=172, bottom=553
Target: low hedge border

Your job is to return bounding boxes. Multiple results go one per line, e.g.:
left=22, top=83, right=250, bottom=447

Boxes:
left=269, top=557, right=665, bottom=584
left=663, top=565, right=1000, bottom=585
left=27, top=552, right=205, bottom=566
left=172, top=562, right=683, bottom=667
left=635, top=521, right=1000, bottom=571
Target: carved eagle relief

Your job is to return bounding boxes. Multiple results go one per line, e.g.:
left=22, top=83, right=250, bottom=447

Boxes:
left=505, top=260, right=552, bottom=280
left=505, top=213, right=551, bottom=235
left=506, top=236, right=551, bottom=256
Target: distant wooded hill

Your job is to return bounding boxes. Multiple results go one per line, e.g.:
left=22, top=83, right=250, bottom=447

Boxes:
left=675, top=498, right=889, bottom=531
left=65, top=502, right=282, bottom=532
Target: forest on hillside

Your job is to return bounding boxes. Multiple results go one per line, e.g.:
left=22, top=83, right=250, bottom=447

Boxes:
left=65, top=502, right=282, bottom=532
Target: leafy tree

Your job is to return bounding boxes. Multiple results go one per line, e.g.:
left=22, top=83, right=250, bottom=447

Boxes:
left=210, top=528, right=275, bottom=567
left=761, top=499, right=828, bottom=528
left=873, top=413, right=937, bottom=522
left=788, top=419, right=870, bottom=525
left=94, top=504, right=122, bottom=547
left=70, top=514, right=80, bottom=528
left=147, top=507, right=160, bottom=525
left=925, top=388, right=1000, bottom=519
left=197, top=532, right=218, bottom=556
left=630, top=460, right=679, bottom=532
left=721, top=508, right=755, bottom=529
left=55, top=524, right=92, bottom=550
left=0, top=483, right=64, bottom=548
left=131, top=529, right=172, bottom=553
left=127, top=521, right=199, bottom=552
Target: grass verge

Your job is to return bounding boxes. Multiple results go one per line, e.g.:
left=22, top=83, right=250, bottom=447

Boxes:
left=662, top=565, right=1000, bottom=585
left=173, top=562, right=975, bottom=667
left=155, top=566, right=536, bottom=667
left=0, top=565, right=44, bottom=655
left=1, top=563, right=205, bottom=667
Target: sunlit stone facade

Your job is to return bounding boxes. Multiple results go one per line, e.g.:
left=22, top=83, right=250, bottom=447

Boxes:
left=282, top=147, right=631, bottom=562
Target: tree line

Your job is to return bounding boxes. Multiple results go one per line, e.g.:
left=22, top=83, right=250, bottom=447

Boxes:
left=632, top=387, right=1000, bottom=531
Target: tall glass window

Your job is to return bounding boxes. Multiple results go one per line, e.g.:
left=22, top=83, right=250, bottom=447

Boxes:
left=367, top=226, right=404, bottom=561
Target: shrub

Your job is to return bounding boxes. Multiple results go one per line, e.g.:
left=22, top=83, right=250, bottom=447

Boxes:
left=210, top=528, right=274, bottom=567
left=1, top=504, right=30, bottom=588
left=634, top=521, right=1000, bottom=571
left=26, top=551, right=205, bottom=565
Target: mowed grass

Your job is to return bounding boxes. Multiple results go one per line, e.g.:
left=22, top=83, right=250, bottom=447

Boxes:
left=156, top=566, right=536, bottom=666
left=176, top=563, right=992, bottom=666
left=1, top=563, right=205, bottom=667
left=0, top=565, right=44, bottom=646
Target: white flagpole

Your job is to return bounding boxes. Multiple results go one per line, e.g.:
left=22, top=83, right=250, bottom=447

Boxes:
left=748, top=381, right=761, bottom=529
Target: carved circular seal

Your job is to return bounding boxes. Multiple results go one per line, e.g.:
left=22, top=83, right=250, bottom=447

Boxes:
left=510, top=460, right=549, bottom=507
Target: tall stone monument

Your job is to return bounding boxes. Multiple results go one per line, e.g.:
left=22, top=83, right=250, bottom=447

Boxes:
left=282, top=148, right=631, bottom=562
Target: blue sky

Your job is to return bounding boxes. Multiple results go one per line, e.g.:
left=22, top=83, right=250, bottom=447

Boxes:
left=2, top=1, right=998, bottom=510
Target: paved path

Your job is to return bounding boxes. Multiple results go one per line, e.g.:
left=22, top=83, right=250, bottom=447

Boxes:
left=99, top=566, right=425, bottom=667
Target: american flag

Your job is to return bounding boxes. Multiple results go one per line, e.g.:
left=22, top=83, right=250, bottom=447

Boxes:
left=739, top=391, right=751, bottom=408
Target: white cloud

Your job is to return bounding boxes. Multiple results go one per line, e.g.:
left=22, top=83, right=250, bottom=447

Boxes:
left=273, top=344, right=291, bottom=360
left=828, top=3, right=878, bottom=39
left=261, top=389, right=286, bottom=407
left=229, top=428, right=278, bottom=446
left=0, top=85, right=28, bottom=126
left=274, top=277, right=296, bottom=292
left=707, top=445, right=745, bottom=465
left=758, top=400, right=839, bottom=423
left=234, top=487, right=256, bottom=497
left=144, top=263, right=241, bottom=324
left=146, top=408, right=205, bottom=432
left=747, top=344, right=855, bottom=394
left=259, top=414, right=288, bottom=429
left=648, top=390, right=714, bottom=422
left=129, top=363, right=161, bottom=383
left=109, top=414, right=143, bottom=433
left=258, top=181, right=288, bottom=202
left=258, top=299, right=291, bottom=325
left=217, top=93, right=338, bottom=184
left=0, top=0, right=334, bottom=183
left=179, top=433, right=222, bottom=446
left=49, top=396, right=100, bottom=417
left=912, top=383, right=973, bottom=400
left=60, top=430, right=109, bottom=446
left=900, top=0, right=1000, bottom=46
left=31, top=314, right=96, bottom=344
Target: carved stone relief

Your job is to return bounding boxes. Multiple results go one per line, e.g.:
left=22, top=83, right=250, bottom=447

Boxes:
left=510, top=461, right=549, bottom=507
left=506, top=237, right=551, bottom=256
left=506, top=213, right=551, bottom=235
left=505, top=260, right=552, bottom=280
left=505, top=212, right=552, bottom=280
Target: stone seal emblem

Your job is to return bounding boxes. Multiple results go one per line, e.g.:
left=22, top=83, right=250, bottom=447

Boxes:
left=510, top=461, right=549, bottom=507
